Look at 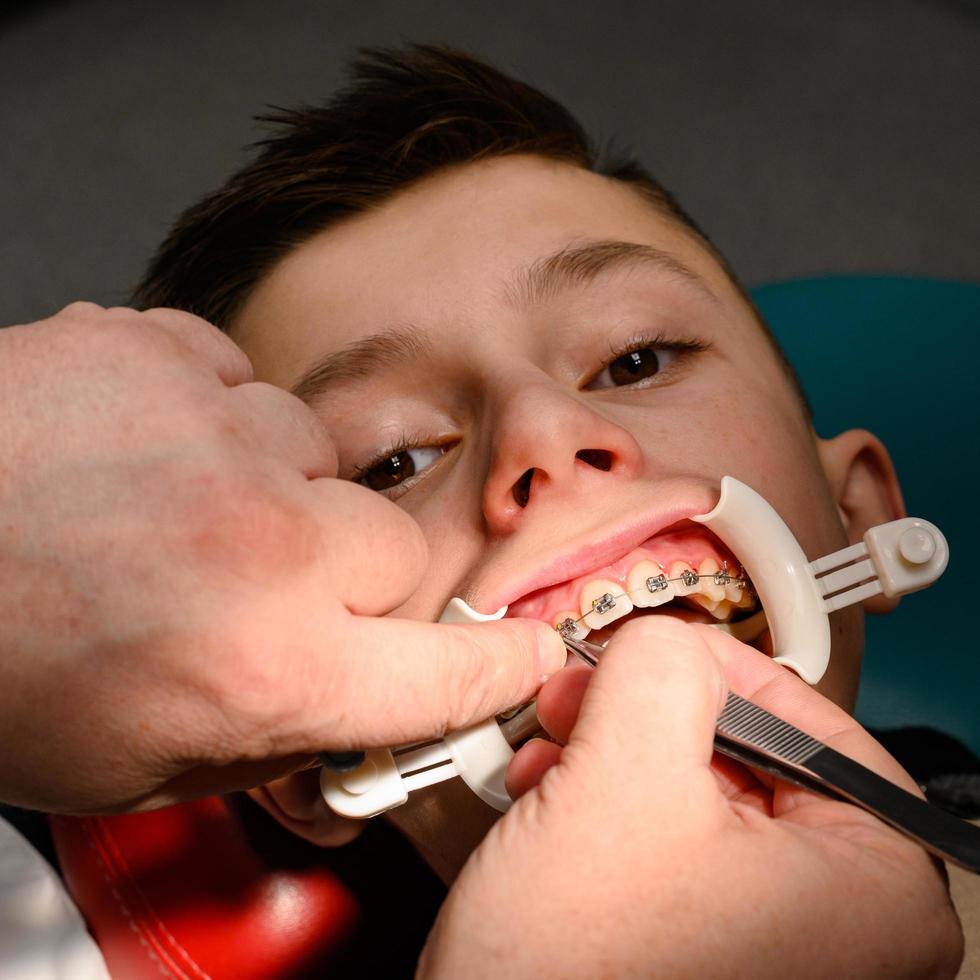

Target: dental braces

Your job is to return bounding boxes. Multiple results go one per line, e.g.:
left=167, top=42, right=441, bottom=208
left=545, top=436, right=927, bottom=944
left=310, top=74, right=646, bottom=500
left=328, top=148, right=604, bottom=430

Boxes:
left=556, top=561, right=753, bottom=638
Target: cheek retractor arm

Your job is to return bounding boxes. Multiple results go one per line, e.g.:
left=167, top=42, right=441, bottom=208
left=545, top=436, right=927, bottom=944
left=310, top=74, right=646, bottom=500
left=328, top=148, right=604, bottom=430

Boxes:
left=320, top=477, right=949, bottom=819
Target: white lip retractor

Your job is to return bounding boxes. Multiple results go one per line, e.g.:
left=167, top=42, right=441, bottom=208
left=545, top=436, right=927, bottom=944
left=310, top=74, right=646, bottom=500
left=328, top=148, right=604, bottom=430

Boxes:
left=321, top=477, right=948, bottom=819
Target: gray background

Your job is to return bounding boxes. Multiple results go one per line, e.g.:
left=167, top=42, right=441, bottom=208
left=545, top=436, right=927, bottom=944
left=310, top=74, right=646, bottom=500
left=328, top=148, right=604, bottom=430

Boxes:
left=1, top=1, right=977, bottom=745
left=0, top=0, right=977, bottom=323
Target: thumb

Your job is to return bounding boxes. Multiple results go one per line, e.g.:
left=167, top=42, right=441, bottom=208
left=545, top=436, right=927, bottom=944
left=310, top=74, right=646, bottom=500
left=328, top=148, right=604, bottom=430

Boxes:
left=569, top=616, right=727, bottom=805
left=305, top=613, right=567, bottom=748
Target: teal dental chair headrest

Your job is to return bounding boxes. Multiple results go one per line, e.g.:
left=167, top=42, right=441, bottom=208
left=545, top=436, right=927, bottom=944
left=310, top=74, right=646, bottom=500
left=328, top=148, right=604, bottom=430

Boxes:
left=752, top=276, right=979, bottom=753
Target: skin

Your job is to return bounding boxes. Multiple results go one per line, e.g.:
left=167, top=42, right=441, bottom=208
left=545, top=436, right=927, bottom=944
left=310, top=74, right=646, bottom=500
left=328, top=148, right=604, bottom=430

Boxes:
left=0, top=302, right=565, bottom=814
left=421, top=617, right=964, bottom=979
left=233, top=155, right=906, bottom=874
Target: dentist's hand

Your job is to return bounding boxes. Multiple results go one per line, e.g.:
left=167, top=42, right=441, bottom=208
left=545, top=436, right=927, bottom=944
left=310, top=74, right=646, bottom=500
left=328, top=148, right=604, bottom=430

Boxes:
left=420, top=618, right=963, bottom=979
left=0, top=304, right=565, bottom=814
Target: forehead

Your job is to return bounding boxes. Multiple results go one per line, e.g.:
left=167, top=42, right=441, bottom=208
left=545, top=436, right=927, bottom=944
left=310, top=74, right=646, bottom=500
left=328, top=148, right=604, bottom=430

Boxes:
left=233, top=156, right=754, bottom=386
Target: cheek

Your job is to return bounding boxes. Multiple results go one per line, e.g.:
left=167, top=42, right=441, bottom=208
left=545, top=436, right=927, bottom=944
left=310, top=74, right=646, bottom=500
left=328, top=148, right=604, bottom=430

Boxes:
left=628, top=383, right=811, bottom=485
left=816, top=606, right=864, bottom=711
left=631, top=384, right=840, bottom=550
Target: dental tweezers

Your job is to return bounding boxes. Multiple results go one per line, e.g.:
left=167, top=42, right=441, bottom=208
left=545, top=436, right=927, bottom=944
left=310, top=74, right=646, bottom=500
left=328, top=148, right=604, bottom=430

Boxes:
left=561, top=635, right=980, bottom=874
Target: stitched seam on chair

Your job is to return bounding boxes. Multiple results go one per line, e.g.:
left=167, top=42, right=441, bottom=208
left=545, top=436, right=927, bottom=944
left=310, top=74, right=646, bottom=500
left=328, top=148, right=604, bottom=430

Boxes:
left=84, top=821, right=212, bottom=980
left=89, top=818, right=214, bottom=980
left=78, top=817, right=179, bottom=979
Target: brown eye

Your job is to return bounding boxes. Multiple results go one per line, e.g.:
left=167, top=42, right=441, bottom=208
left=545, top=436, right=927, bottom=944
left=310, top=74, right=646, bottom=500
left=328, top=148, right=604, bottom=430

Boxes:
left=608, top=348, right=660, bottom=385
left=586, top=345, right=675, bottom=390
left=363, top=451, right=415, bottom=491
left=358, top=445, right=445, bottom=493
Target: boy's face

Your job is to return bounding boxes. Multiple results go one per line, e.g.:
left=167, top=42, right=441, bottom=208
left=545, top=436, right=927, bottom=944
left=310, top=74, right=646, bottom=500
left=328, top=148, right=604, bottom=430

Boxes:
left=233, top=156, right=898, bottom=868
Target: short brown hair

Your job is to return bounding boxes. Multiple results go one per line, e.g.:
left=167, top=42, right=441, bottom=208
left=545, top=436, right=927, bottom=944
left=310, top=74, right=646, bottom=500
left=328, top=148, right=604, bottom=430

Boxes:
left=132, top=43, right=809, bottom=414
left=135, top=45, right=713, bottom=323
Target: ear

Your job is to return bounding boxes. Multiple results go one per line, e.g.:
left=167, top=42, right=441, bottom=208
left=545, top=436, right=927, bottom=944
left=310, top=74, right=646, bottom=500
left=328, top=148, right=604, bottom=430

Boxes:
left=817, top=429, right=905, bottom=614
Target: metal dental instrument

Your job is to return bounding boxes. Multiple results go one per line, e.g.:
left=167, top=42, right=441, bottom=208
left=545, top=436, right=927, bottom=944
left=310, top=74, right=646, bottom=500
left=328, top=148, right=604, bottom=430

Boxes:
left=562, top=633, right=980, bottom=874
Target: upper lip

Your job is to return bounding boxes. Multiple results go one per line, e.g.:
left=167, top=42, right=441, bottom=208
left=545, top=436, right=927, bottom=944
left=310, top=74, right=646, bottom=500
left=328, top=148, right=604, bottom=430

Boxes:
left=478, top=485, right=718, bottom=613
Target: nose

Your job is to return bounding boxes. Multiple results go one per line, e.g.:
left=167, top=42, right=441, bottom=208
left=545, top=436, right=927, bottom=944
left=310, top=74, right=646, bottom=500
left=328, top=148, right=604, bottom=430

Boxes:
left=481, top=380, right=644, bottom=534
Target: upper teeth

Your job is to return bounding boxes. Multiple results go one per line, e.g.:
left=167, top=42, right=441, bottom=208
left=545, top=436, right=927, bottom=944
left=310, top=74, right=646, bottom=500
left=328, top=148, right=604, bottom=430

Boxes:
left=580, top=579, right=633, bottom=631
left=553, top=557, right=755, bottom=639
left=627, top=560, right=675, bottom=609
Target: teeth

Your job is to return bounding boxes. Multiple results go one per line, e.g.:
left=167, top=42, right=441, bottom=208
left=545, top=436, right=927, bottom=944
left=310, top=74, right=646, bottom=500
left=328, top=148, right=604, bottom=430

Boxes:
left=690, top=593, right=720, bottom=615
left=670, top=561, right=699, bottom=596
left=550, top=558, right=758, bottom=639
left=698, top=559, right=726, bottom=601
left=691, top=592, right=742, bottom=621
left=553, top=611, right=588, bottom=640
left=627, top=560, right=675, bottom=608
left=580, top=579, right=632, bottom=631
left=708, top=598, right=734, bottom=620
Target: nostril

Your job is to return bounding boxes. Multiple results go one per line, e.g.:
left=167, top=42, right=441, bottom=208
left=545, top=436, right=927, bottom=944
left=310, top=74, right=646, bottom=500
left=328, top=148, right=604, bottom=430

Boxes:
left=512, top=468, right=534, bottom=508
left=576, top=449, right=613, bottom=472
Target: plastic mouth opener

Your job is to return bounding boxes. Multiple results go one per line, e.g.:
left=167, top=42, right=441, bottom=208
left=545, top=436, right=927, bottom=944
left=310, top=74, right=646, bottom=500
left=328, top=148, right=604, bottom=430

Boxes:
left=320, top=477, right=948, bottom=819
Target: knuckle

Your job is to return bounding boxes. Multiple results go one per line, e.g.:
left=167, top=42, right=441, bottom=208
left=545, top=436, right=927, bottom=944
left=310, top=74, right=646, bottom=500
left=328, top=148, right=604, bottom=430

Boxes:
left=59, top=300, right=104, bottom=318
left=142, top=306, right=213, bottom=330
left=144, top=307, right=252, bottom=370
left=279, top=387, right=335, bottom=451
left=142, top=305, right=191, bottom=319
left=140, top=307, right=220, bottom=341
left=49, top=303, right=152, bottom=360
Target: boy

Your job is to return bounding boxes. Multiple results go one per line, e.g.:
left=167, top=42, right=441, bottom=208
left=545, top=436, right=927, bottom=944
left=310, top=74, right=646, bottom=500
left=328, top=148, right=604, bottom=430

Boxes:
left=106, top=43, right=967, bottom=974
left=133, top=43, right=902, bottom=857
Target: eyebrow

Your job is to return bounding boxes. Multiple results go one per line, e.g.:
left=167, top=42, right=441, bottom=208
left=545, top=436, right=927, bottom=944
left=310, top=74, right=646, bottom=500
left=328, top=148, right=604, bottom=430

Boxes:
left=290, top=239, right=715, bottom=403
left=291, top=324, right=433, bottom=403
left=506, top=238, right=718, bottom=309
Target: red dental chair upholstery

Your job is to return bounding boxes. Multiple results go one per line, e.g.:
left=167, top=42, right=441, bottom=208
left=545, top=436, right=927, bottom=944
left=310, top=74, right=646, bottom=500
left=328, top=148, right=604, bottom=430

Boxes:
left=49, top=794, right=444, bottom=979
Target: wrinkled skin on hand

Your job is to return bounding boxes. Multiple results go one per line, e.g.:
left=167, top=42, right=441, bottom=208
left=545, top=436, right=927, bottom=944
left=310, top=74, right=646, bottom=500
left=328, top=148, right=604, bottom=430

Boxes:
left=419, top=618, right=964, bottom=980
left=0, top=303, right=564, bottom=814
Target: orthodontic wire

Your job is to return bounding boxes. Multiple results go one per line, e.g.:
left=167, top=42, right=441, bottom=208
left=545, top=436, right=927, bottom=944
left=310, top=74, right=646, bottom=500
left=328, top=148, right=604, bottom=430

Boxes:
left=555, top=561, right=755, bottom=637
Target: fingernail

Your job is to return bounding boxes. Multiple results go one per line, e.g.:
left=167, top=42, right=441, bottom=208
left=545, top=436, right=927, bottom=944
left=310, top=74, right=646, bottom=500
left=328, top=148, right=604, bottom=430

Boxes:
left=536, top=625, right=568, bottom=682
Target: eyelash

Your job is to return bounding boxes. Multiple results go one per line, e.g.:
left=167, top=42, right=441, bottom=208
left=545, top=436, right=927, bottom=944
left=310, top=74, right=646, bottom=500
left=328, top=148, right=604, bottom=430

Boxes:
left=351, top=332, right=710, bottom=495
left=583, top=331, right=709, bottom=389
left=350, top=431, right=451, bottom=494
